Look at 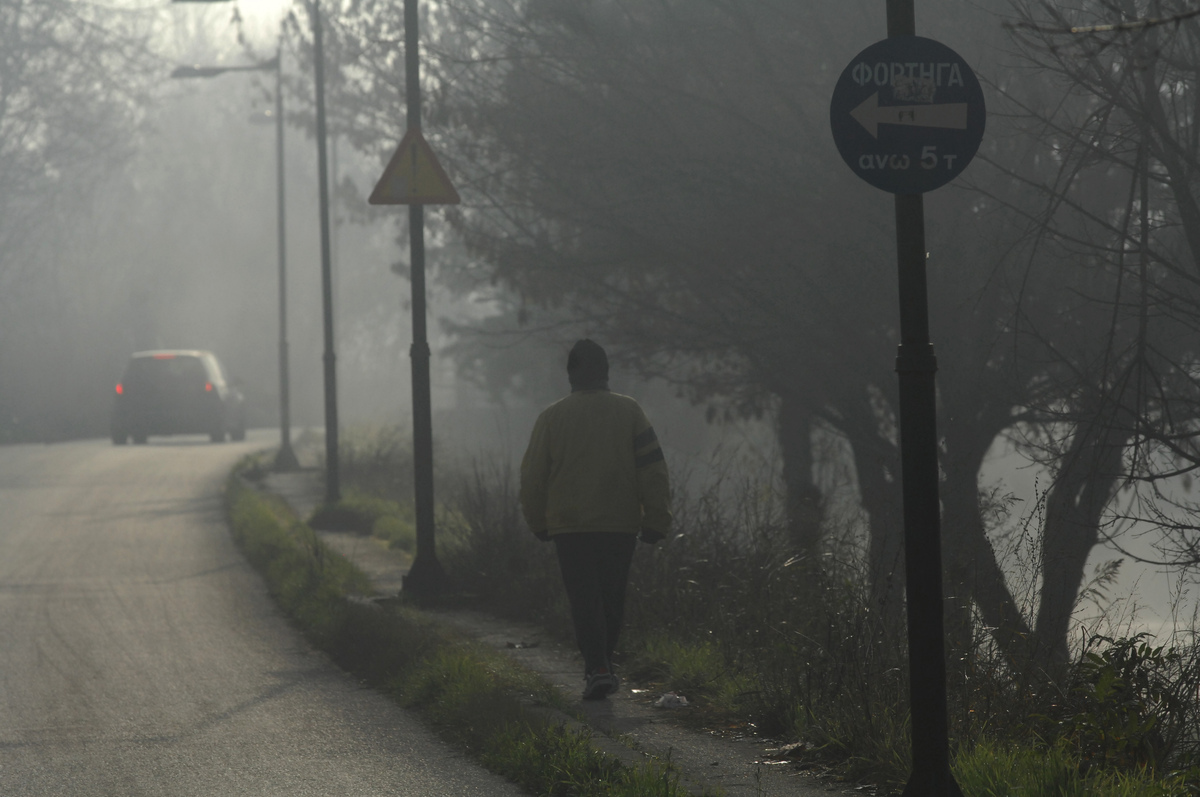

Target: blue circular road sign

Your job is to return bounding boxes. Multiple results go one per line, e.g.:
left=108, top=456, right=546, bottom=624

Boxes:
left=830, top=36, right=985, bottom=194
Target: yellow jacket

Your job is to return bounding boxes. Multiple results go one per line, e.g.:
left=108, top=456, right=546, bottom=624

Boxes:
left=520, top=389, right=671, bottom=538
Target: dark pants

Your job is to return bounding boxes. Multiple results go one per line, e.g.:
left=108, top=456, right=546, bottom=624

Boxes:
left=553, top=532, right=638, bottom=675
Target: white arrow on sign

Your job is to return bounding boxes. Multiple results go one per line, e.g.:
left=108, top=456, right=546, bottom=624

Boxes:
left=850, top=92, right=968, bottom=139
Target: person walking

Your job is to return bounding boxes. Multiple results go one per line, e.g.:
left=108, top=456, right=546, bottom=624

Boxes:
left=520, top=339, right=672, bottom=700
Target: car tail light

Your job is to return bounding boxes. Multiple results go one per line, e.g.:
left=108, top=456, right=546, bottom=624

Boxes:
left=153, top=353, right=176, bottom=359
left=115, top=383, right=124, bottom=395
left=205, top=382, right=214, bottom=392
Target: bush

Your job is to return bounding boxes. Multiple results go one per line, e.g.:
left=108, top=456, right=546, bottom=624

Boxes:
left=374, top=513, right=417, bottom=553
left=308, top=488, right=417, bottom=553
left=1049, top=633, right=1200, bottom=774
left=437, top=461, right=569, bottom=628
left=334, top=425, right=416, bottom=502
left=308, top=501, right=376, bottom=533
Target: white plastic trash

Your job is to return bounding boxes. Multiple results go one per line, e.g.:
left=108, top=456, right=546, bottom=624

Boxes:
left=654, top=692, right=689, bottom=708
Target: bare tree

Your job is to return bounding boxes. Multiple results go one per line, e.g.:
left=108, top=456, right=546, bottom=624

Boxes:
left=983, top=0, right=1200, bottom=664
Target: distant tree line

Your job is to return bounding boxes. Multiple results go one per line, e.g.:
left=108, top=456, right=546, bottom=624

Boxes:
left=0, top=0, right=157, bottom=440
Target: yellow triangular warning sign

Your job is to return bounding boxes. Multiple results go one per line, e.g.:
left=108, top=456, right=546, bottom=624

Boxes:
left=369, top=127, right=460, bottom=205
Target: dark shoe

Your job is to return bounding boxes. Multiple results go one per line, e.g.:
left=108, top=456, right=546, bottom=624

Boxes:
left=582, top=668, right=619, bottom=700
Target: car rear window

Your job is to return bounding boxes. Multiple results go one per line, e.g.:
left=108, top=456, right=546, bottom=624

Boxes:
left=124, top=355, right=208, bottom=389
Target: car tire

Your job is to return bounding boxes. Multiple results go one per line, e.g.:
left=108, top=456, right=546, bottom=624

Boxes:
left=111, top=432, right=127, bottom=445
left=132, top=434, right=148, bottom=445
left=210, top=430, right=226, bottom=443
left=231, top=427, right=246, bottom=442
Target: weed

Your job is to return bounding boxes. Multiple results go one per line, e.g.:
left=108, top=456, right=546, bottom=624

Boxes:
left=332, top=425, right=416, bottom=502
left=483, top=723, right=696, bottom=797
left=1048, top=633, right=1200, bottom=773
left=308, top=488, right=418, bottom=552
left=954, top=739, right=1192, bottom=796
left=627, top=638, right=754, bottom=714
left=373, top=513, right=417, bottom=552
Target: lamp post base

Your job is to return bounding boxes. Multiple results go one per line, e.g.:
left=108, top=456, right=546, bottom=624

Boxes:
left=402, top=553, right=451, bottom=604
left=273, top=442, right=300, bottom=472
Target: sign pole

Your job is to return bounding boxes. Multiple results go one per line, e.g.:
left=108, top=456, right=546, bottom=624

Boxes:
left=887, top=2, right=962, bottom=795
left=894, top=195, right=962, bottom=797
left=832, top=7, right=981, bottom=793
left=399, top=0, right=449, bottom=600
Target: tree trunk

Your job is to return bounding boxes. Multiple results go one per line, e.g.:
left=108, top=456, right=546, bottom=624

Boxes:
left=855, top=440, right=906, bottom=619
left=939, top=416, right=1034, bottom=674
left=777, top=390, right=822, bottom=557
left=835, top=390, right=905, bottom=620
left=1032, top=398, right=1132, bottom=675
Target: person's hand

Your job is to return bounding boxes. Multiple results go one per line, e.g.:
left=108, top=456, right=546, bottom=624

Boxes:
left=638, top=528, right=664, bottom=545
left=534, top=530, right=551, bottom=542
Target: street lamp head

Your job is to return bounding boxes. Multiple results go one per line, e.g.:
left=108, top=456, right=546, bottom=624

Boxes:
left=170, top=65, right=228, bottom=79
left=170, top=58, right=278, bottom=79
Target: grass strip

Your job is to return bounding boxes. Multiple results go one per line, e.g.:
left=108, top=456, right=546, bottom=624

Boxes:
left=225, top=456, right=701, bottom=797
left=953, top=741, right=1192, bottom=797
left=308, top=487, right=417, bottom=553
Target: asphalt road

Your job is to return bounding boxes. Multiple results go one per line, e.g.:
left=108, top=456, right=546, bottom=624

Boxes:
left=0, top=433, right=524, bottom=796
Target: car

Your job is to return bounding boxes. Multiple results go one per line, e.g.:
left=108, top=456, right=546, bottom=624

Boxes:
left=111, top=350, right=246, bottom=444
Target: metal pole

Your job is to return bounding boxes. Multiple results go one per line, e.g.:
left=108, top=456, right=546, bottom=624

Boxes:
left=401, top=0, right=448, bottom=600
left=273, top=43, right=300, bottom=471
left=311, top=0, right=340, bottom=503
left=894, top=197, right=961, bottom=797
left=167, top=47, right=298, bottom=469
left=887, top=1, right=962, bottom=795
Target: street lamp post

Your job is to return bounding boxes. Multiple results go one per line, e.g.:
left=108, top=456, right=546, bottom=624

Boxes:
left=170, top=53, right=299, bottom=471
left=268, top=46, right=300, bottom=472
left=174, top=0, right=340, bottom=498
left=307, top=0, right=340, bottom=503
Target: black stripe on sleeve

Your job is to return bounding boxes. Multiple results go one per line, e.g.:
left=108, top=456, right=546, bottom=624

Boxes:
left=636, top=447, right=665, bottom=468
left=634, top=426, right=658, bottom=450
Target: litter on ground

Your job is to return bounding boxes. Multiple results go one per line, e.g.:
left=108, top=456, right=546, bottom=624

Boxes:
left=654, top=691, right=689, bottom=708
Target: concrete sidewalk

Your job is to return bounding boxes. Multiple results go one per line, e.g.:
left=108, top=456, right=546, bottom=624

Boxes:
left=261, top=467, right=859, bottom=797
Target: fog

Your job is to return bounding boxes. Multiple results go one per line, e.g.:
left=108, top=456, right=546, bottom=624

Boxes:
left=2, top=2, right=441, bottom=437
left=3, top=0, right=1199, bottom=655
left=0, top=0, right=765, bottom=453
